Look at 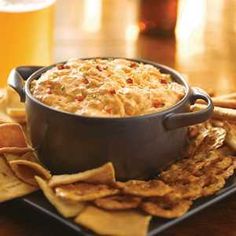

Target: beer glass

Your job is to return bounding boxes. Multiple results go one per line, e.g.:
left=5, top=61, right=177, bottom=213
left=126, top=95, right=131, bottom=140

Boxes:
left=139, top=0, right=178, bottom=36
left=0, top=0, right=55, bottom=88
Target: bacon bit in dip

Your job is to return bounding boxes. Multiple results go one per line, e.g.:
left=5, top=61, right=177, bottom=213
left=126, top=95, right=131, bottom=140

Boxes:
left=83, top=78, right=89, bottom=84
left=46, top=88, right=52, bottom=94
left=105, top=108, right=113, bottom=114
left=160, top=78, right=168, bottom=84
left=75, top=95, right=85, bottom=102
left=109, top=89, right=116, bottom=95
left=126, top=78, right=133, bottom=84
left=130, top=62, right=138, bottom=68
left=96, top=65, right=103, bottom=71
left=152, top=100, right=165, bottom=108
left=57, top=64, right=70, bottom=70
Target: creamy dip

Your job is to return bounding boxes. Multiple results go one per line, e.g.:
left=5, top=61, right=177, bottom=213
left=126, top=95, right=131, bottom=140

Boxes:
left=30, top=59, right=185, bottom=117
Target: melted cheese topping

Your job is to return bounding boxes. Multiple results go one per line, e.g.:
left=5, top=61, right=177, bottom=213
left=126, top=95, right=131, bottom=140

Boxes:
left=30, top=59, right=185, bottom=117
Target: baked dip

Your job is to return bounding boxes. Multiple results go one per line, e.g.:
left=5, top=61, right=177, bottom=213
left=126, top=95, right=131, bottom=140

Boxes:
left=30, top=59, right=185, bottom=117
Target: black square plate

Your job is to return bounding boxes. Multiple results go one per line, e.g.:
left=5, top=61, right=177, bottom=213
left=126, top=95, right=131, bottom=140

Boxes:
left=20, top=174, right=236, bottom=235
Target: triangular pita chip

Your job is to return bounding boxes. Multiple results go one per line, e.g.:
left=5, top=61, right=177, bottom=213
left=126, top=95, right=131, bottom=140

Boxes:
left=35, top=176, right=85, bottom=218
left=49, top=162, right=115, bottom=187
left=0, top=147, right=33, bottom=154
left=4, top=152, right=38, bottom=163
left=6, top=107, right=26, bottom=123
left=0, top=111, right=14, bottom=124
left=0, top=157, right=36, bottom=202
left=74, top=205, right=151, bottom=236
left=0, top=123, right=32, bottom=154
left=9, top=160, right=51, bottom=187
left=5, top=86, right=24, bottom=109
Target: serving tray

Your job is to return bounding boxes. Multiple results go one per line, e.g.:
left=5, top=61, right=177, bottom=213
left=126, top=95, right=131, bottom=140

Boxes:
left=19, top=174, right=236, bottom=236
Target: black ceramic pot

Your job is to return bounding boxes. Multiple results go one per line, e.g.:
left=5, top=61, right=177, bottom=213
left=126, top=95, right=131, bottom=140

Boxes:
left=8, top=58, right=213, bottom=180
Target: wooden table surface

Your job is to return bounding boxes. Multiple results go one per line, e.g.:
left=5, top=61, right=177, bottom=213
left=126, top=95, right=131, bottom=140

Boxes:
left=1, top=0, right=236, bottom=235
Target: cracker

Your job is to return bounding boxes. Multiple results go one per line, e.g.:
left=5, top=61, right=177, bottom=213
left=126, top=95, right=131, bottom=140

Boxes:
left=201, top=176, right=226, bottom=197
left=141, top=198, right=192, bottom=218
left=94, top=195, right=142, bottom=210
left=115, top=180, right=171, bottom=197
left=187, top=127, right=226, bottom=157
left=225, top=123, right=236, bottom=151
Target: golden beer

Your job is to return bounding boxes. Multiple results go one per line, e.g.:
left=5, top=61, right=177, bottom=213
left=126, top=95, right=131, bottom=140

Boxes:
left=0, top=0, right=55, bottom=87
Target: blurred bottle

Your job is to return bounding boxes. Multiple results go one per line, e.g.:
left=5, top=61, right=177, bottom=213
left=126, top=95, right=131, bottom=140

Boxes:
left=139, top=0, right=178, bottom=36
left=0, top=0, right=55, bottom=88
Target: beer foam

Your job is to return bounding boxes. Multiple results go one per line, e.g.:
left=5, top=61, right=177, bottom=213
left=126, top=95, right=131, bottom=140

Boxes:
left=0, top=0, right=55, bottom=12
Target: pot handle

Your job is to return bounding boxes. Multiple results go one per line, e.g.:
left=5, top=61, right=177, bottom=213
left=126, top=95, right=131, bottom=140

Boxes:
left=164, top=87, right=214, bottom=130
left=8, top=66, right=43, bottom=102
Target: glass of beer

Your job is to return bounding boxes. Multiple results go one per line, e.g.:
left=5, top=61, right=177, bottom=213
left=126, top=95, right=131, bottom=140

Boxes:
left=139, top=0, right=178, bottom=36
left=0, top=0, right=55, bottom=88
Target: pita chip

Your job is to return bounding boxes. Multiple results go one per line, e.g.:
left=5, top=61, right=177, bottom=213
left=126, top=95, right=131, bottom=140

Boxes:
left=0, top=123, right=32, bottom=154
left=35, top=176, right=85, bottom=218
left=5, top=86, right=24, bottom=109
left=6, top=107, right=26, bottom=123
left=9, top=160, right=51, bottom=187
left=49, top=162, right=115, bottom=188
left=4, top=152, right=38, bottom=163
left=0, top=157, right=36, bottom=202
left=75, top=205, right=151, bottom=236
left=55, top=182, right=119, bottom=202
left=0, top=111, right=14, bottom=124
